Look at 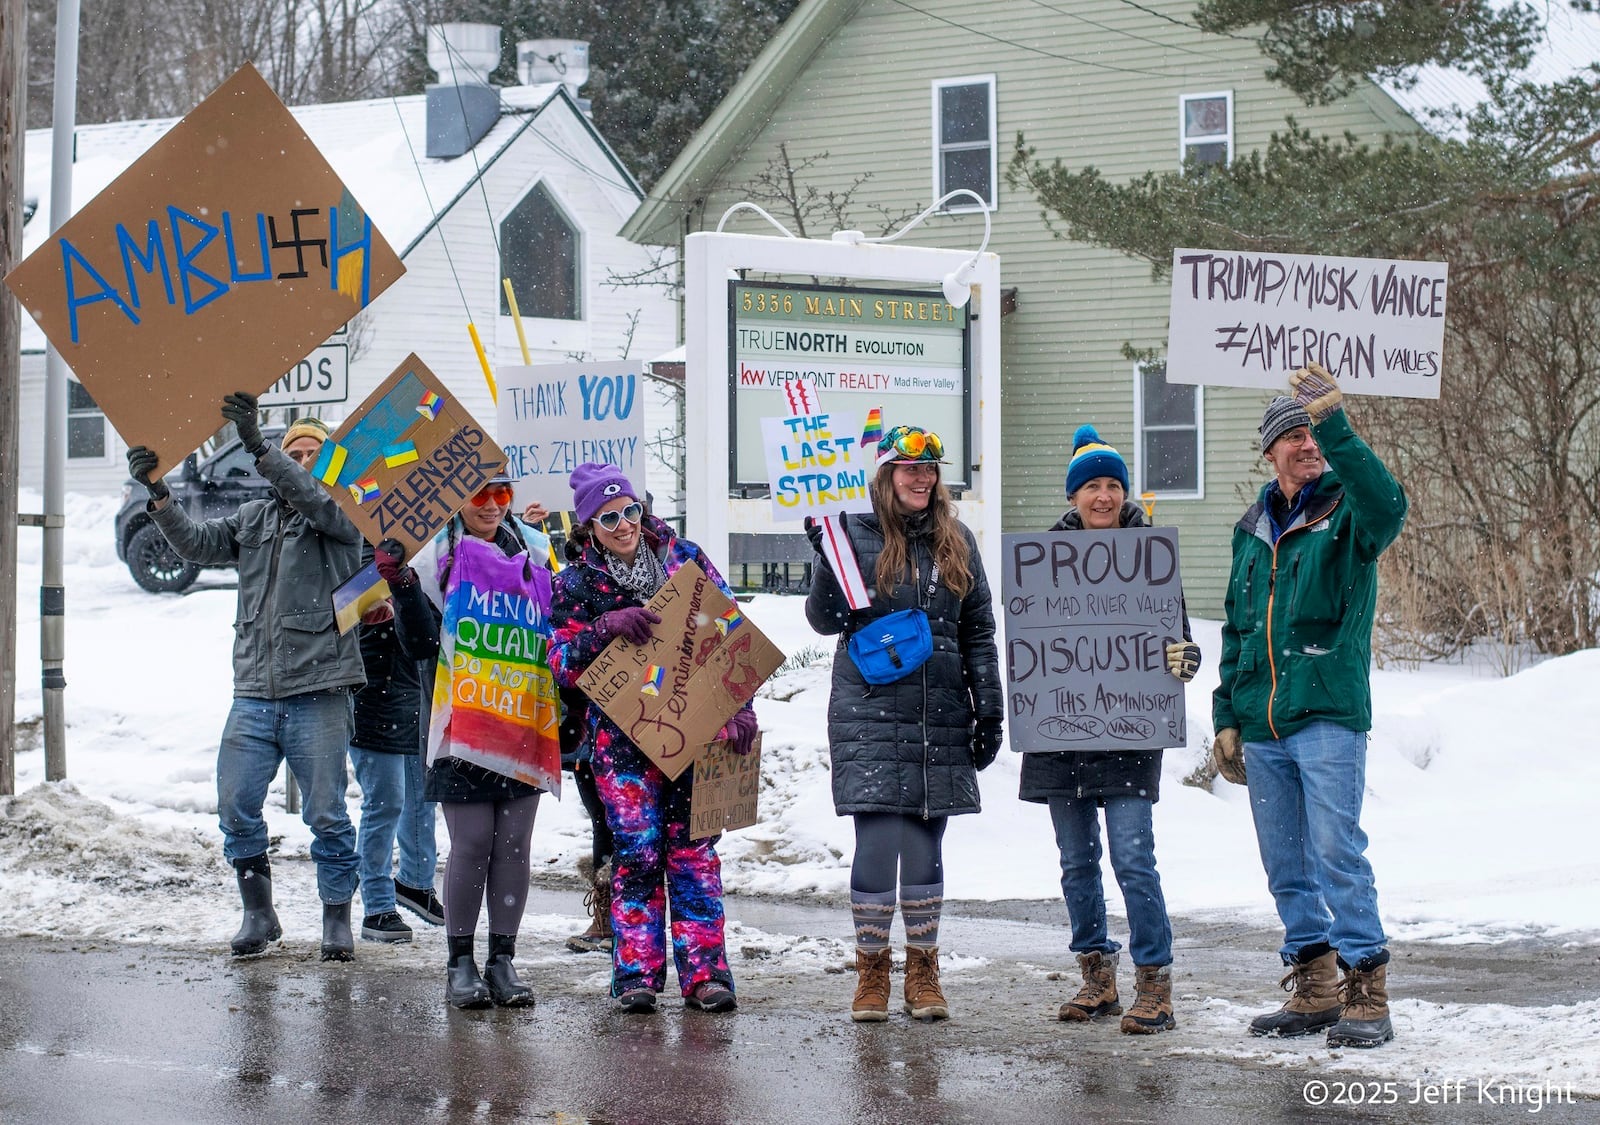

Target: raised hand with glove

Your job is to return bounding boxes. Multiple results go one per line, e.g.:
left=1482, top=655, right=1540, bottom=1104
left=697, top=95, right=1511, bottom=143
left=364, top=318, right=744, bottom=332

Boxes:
left=220, top=392, right=267, bottom=456
left=1288, top=361, right=1343, bottom=423
left=972, top=717, right=1004, bottom=771
left=1165, top=640, right=1201, bottom=683
left=373, top=538, right=416, bottom=590
left=594, top=606, right=662, bottom=646
left=1212, top=727, right=1247, bottom=786
left=716, top=708, right=760, bottom=756
left=126, top=445, right=170, bottom=505
left=803, top=515, right=835, bottom=573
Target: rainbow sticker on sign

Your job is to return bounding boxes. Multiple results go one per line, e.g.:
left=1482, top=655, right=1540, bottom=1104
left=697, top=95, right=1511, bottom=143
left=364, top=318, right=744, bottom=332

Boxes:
left=640, top=665, right=665, bottom=696
left=382, top=441, right=419, bottom=468
left=348, top=477, right=380, bottom=504
left=715, top=606, right=744, bottom=637
left=313, top=443, right=348, bottom=485
left=417, top=391, right=443, bottom=421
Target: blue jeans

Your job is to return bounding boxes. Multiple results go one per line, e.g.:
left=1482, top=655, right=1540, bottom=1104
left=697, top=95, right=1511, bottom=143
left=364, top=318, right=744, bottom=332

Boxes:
left=217, top=692, right=359, bottom=904
left=1243, top=721, right=1386, bottom=967
left=348, top=746, right=438, bottom=914
left=1047, top=796, right=1172, bottom=967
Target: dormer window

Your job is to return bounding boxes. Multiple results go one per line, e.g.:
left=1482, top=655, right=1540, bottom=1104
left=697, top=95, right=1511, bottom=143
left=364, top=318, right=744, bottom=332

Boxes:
left=499, top=182, right=582, bottom=320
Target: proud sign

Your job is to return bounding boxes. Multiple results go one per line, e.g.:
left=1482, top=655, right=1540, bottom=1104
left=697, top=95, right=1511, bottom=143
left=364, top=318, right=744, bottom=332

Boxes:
left=1166, top=248, right=1447, bottom=398
left=1003, top=528, right=1187, bottom=753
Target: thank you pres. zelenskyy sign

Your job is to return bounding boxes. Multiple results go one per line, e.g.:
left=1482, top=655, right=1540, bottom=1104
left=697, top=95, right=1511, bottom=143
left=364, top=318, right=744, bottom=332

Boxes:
left=1166, top=248, right=1447, bottom=398
left=1003, top=528, right=1187, bottom=753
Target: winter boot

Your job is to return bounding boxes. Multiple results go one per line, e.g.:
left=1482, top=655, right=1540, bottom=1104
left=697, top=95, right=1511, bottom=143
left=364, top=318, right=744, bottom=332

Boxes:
left=446, top=934, right=493, bottom=1010
left=1058, top=950, right=1121, bottom=1021
left=394, top=881, right=446, bottom=926
left=483, top=933, right=535, bottom=1008
left=903, top=946, right=949, bottom=1021
left=1326, top=960, right=1394, bottom=1049
left=1249, top=946, right=1343, bottom=1037
left=685, top=980, right=738, bottom=1013
left=566, top=859, right=614, bottom=954
left=320, top=901, right=355, bottom=962
left=230, top=855, right=283, bottom=957
left=850, top=948, right=893, bottom=1022
left=1120, top=965, right=1176, bottom=1034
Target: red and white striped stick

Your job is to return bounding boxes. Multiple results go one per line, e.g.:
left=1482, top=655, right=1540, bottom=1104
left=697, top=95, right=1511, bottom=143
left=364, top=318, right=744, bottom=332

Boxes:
left=817, top=514, right=870, bottom=609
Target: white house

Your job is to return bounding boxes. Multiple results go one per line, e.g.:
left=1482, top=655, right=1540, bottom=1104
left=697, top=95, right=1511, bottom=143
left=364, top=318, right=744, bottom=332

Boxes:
left=15, top=39, right=678, bottom=499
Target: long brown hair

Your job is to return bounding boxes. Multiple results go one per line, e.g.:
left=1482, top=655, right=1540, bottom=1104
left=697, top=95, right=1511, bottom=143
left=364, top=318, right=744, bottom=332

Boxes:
left=871, top=463, right=972, bottom=599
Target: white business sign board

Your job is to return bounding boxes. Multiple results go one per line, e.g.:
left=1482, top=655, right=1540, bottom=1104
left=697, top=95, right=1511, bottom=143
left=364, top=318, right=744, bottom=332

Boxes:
left=496, top=360, right=647, bottom=510
left=259, top=344, right=349, bottom=407
left=1166, top=248, right=1448, bottom=398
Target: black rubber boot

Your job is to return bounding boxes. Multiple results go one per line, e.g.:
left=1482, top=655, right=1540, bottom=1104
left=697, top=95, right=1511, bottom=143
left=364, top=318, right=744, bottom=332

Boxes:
left=484, top=933, right=535, bottom=1008
left=446, top=934, right=492, bottom=1010
left=320, top=901, right=355, bottom=962
left=230, top=855, right=283, bottom=957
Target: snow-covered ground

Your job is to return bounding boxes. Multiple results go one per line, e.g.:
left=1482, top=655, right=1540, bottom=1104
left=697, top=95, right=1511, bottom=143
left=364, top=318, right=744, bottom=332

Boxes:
left=6, top=490, right=1600, bottom=1090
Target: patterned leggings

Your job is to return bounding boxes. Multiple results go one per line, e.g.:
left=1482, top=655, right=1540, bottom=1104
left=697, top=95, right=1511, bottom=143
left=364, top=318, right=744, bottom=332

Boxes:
left=593, top=734, right=733, bottom=997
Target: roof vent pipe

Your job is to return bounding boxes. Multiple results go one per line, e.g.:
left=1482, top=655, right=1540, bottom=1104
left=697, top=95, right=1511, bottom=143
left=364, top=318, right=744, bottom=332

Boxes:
left=518, top=39, right=590, bottom=92
left=426, top=23, right=502, bottom=159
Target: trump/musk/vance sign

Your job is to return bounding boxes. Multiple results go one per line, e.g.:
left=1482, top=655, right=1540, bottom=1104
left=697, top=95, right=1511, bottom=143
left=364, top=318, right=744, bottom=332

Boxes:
left=1002, top=528, right=1188, bottom=753
left=729, top=281, right=971, bottom=488
left=1166, top=248, right=1447, bottom=398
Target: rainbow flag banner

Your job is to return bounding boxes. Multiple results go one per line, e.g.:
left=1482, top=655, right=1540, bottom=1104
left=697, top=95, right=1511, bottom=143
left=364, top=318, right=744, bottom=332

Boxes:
left=715, top=606, right=744, bottom=637
left=312, top=442, right=348, bottom=485
left=382, top=441, right=419, bottom=468
left=348, top=477, right=380, bottom=503
left=860, top=407, right=884, bottom=451
left=427, top=536, right=561, bottom=794
left=417, top=390, right=443, bottom=420
left=640, top=665, right=666, bottom=696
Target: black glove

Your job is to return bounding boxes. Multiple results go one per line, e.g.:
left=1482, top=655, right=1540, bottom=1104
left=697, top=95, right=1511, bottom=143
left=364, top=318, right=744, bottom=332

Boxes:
left=973, top=718, right=1004, bottom=771
left=374, top=538, right=416, bottom=590
left=221, top=391, right=266, bottom=455
left=126, top=445, right=169, bottom=502
left=803, top=516, right=837, bottom=573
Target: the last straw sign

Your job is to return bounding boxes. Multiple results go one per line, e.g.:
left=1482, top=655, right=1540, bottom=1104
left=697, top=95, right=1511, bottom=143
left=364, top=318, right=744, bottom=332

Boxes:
left=1003, top=528, right=1187, bottom=753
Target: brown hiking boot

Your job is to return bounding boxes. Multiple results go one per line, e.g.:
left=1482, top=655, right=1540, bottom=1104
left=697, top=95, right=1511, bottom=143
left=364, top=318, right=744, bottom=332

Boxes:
left=850, top=948, right=892, bottom=1022
left=566, top=860, right=614, bottom=954
left=1249, top=948, right=1343, bottom=1037
left=1120, top=965, right=1176, bottom=1034
left=903, top=946, right=949, bottom=1020
left=1326, top=961, right=1394, bottom=1048
left=1058, top=950, right=1121, bottom=1021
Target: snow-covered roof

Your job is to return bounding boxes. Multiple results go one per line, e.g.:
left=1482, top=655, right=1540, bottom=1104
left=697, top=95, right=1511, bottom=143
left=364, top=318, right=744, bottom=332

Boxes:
left=1378, top=1, right=1600, bottom=134
left=17, top=82, right=573, bottom=351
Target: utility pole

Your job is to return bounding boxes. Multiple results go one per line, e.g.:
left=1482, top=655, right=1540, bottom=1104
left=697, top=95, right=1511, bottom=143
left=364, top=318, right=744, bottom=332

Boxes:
left=1, top=0, right=26, bottom=795
left=41, top=0, right=81, bottom=781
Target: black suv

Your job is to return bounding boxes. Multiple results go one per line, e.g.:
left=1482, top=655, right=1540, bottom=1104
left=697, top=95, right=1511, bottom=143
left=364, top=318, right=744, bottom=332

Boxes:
left=115, top=427, right=285, bottom=593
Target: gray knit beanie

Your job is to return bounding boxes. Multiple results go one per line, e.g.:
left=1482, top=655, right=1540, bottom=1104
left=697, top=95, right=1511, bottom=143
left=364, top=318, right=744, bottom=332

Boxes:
left=1259, top=396, right=1312, bottom=452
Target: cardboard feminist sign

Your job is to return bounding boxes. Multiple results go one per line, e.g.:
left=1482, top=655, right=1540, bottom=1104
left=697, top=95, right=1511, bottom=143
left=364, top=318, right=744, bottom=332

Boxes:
left=690, top=736, right=763, bottom=841
left=1003, top=528, right=1187, bottom=752
left=576, top=560, right=785, bottom=779
left=3, top=64, right=405, bottom=474
left=316, top=354, right=508, bottom=560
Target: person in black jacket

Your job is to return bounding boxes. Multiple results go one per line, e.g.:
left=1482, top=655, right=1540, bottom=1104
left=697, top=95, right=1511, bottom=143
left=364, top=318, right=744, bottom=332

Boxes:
left=804, top=425, right=1004, bottom=1023
left=1021, top=426, right=1199, bottom=1034
left=347, top=543, right=443, bottom=944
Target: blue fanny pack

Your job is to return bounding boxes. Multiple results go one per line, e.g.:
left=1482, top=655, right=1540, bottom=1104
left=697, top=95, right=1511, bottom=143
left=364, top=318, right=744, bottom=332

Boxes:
left=846, top=561, right=940, bottom=685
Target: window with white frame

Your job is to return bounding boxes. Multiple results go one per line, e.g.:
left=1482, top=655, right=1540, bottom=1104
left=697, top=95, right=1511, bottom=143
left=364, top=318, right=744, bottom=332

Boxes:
left=67, top=379, right=108, bottom=460
left=1179, top=91, right=1232, bottom=168
left=932, top=76, right=997, bottom=209
left=500, top=182, right=583, bottom=320
left=1135, top=362, right=1203, bottom=497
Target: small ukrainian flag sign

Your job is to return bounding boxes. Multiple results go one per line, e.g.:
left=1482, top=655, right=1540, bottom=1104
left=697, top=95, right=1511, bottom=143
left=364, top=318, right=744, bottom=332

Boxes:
left=348, top=478, right=380, bottom=504
left=313, top=442, right=348, bottom=485
left=417, top=391, right=443, bottom=421
left=640, top=665, right=665, bottom=696
left=715, top=606, right=744, bottom=637
left=383, top=441, right=419, bottom=469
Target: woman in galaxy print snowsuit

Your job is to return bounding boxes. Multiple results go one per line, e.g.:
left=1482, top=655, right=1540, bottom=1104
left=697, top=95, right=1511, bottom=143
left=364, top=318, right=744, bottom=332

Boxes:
left=550, top=463, right=759, bottom=1015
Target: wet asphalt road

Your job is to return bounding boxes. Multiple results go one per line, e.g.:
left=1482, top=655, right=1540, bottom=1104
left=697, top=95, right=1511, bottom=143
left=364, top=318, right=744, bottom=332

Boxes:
left=2, top=881, right=1596, bottom=1125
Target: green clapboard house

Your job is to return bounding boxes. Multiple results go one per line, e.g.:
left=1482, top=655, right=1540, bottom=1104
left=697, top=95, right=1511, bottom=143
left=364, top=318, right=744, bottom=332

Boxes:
left=622, top=0, right=1435, bottom=615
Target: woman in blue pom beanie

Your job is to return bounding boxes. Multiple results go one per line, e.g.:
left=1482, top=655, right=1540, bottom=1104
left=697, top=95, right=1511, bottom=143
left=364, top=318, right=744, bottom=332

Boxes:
left=1022, top=424, right=1200, bottom=1035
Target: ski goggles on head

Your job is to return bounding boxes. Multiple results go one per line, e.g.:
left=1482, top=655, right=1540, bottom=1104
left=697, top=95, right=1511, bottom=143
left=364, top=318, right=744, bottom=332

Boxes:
left=878, top=425, right=946, bottom=464
left=594, top=501, right=645, bottom=532
left=469, top=484, right=514, bottom=508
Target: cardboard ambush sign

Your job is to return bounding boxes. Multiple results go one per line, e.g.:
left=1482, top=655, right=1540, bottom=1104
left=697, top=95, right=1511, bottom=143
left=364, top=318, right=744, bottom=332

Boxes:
left=689, top=736, right=763, bottom=841
left=315, top=354, right=507, bottom=560
left=498, top=360, right=647, bottom=511
left=1003, top=528, right=1187, bottom=753
left=2, top=64, right=405, bottom=473
left=1166, top=248, right=1447, bottom=398
left=576, top=560, right=785, bottom=780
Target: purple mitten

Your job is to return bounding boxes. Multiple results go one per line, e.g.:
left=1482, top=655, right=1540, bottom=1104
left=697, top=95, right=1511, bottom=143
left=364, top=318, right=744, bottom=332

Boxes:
left=716, top=708, right=759, bottom=756
left=595, top=607, right=662, bottom=646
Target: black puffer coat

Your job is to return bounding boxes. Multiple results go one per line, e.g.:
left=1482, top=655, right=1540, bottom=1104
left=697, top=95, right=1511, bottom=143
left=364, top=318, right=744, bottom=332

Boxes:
left=806, top=510, right=1003, bottom=818
left=1017, top=503, right=1194, bottom=805
left=351, top=543, right=425, bottom=756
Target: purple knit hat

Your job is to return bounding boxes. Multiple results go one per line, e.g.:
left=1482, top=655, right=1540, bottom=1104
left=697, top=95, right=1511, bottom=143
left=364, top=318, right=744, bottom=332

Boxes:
left=570, top=462, right=640, bottom=525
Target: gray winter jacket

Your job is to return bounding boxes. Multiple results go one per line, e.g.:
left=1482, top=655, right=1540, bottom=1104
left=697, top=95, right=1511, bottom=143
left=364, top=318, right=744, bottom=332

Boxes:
left=150, top=444, right=365, bottom=699
left=806, top=510, right=1004, bottom=818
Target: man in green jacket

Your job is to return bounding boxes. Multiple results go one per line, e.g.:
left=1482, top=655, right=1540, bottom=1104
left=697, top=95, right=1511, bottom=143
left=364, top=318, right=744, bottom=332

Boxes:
left=1211, top=363, right=1407, bottom=1050
left=127, top=393, right=364, bottom=962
